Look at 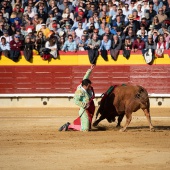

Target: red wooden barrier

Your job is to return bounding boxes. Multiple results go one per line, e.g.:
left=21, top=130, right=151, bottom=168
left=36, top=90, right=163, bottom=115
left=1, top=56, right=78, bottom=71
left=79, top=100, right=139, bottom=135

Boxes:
left=0, top=65, right=170, bottom=94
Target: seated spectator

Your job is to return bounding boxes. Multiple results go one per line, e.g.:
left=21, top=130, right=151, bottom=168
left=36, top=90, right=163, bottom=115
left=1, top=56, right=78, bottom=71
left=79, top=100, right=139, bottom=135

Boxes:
left=156, top=7, right=167, bottom=23
left=26, top=4, right=36, bottom=19
left=125, top=14, right=140, bottom=33
left=0, top=30, right=12, bottom=43
left=24, top=0, right=37, bottom=14
left=152, top=16, right=162, bottom=30
left=152, top=29, right=159, bottom=44
left=61, top=35, right=77, bottom=52
left=155, top=35, right=169, bottom=57
left=60, top=13, right=73, bottom=28
left=122, top=36, right=132, bottom=59
left=71, top=30, right=80, bottom=46
left=148, top=25, right=155, bottom=36
left=124, top=36, right=133, bottom=50
left=13, top=2, right=24, bottom=13
left=110, top=34, right=122, bottom=60
left=141, top=0, right=149, bottom=13
left=137, top=24, right=148, bottom=36
left=116, top=27, right=125, bottom=42
left=57, top=34, right=66, bottom=50
left=140, top=16, right=150, bottom=30
left=126, top=29, right=136, bottom=43
left=37, top=5, right=48, bottom=23
left=99, top=35, right=111, bottom=61
left=32, top=13, right=39, bottom=27
left=87, top=33, right=101, bottom=64
left=75, top=22, right=84, bottom=39
left=46, top=12, right=54, bottom=27
left=13, top=17, right=21, bottom=30
left=78, top=35, right=89, bottom=51
left=40, top=23, right=51, bottom=38
left=163, top=31, right=170, bottom=46
left=22, top=13, right=31, bottom=26
left=52, top=7, right=62, bottom=22
left=158, top=24, right=169, bottom=35
left=132, top=35, right=145, bottom=52
left=9, top=34, right=23, bottom=62
left=147, top=3, right=157, bottom=23
left=1, top=6, right=9, bottom=19
left=140, top=30, right=148, bottom=42
left=99, top=23, right=106, bottom=36
left=101, top=27, right=112, bottom=40
left=0, top=37, right=10, bottom=58
left=62, top=7, right=74, bottom=22
left=153, top=0, right=163, bottom=14
left=45, top=36, right=58, bottom=59
left=26, top=29, right=36, bottom=43
left=142, top=35, right=156, bottom=57
left=86, top=17, right=99, bottom=30
left=136, top=4, right=144, bottom=20
left=15, top=29, right=25, bottom=41
left=123, top=3, right=132, bottom=21
left=23, top=35, right=34, bottom=61
left=63, top=22, right=72, bottom=37
left=20, top=23, right=27, bottom=37
left=35, top=31, right=46, bottom=53
left=132, top=9, right=140, bottom=21
left=35, top=18, right=43, bottom=32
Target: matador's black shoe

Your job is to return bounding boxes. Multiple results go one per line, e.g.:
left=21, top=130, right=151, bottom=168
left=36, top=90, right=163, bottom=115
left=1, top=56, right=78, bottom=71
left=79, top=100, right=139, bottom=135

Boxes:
left=58, top=122, right=70, bottom=131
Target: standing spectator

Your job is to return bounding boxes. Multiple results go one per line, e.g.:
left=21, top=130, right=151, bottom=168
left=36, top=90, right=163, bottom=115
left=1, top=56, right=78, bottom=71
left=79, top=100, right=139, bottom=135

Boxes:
left=9, top=34, right=23, bottom=62
left=0, top=22, right=5, bottom=36
left=122, top=36, right=132, bottom=59
left=132, top=35, right=145, bottom=52
left=61, top=34, right=77, bottom=52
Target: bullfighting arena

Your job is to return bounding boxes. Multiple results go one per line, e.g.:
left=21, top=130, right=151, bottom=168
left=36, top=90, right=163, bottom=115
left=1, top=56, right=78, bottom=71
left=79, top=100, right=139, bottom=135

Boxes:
left=0, top=107, right=170, bottom=170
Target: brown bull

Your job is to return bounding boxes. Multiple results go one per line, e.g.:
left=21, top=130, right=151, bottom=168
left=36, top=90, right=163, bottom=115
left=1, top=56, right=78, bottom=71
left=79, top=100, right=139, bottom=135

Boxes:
left=93, top=84, right=155, bottom=132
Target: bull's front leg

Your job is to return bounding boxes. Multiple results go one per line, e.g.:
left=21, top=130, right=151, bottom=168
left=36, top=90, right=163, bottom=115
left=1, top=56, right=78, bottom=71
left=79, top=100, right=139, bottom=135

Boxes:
left=143, top=109, right=155, bottom=132
left=116, top=114, right=124, bottom=128
left=93, top=115, right=105, bottom=127
left=119, top=112, right=132, bottom=132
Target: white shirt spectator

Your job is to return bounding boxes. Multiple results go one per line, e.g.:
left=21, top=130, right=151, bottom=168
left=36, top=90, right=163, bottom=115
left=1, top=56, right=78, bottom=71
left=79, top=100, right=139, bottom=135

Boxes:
left=0, top=36, right=12, bottom=43
left=0, top=42, right=10, bottom=51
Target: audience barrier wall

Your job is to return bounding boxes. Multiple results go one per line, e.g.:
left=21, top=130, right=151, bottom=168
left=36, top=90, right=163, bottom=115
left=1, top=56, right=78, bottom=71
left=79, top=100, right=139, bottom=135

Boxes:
left=0, top=50, right=170, bottom=95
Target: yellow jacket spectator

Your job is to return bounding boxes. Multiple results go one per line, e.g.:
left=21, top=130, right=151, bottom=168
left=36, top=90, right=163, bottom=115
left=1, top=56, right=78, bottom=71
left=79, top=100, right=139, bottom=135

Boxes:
left=40, top=23, right=51, bottom=38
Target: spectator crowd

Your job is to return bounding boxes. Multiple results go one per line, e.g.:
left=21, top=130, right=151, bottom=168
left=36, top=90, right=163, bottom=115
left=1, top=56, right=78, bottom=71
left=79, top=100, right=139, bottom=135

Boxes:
left=0, top=0, right=170, bottom=63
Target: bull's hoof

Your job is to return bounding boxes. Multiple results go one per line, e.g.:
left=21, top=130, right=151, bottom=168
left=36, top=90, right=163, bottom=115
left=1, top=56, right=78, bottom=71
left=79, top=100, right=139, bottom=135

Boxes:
left=150, top=127, right=155, bottom=132
left=119, top=128, right=127, bottom=132
left=93, top=122, right=98, bottom=127
left=116, top=124, right=121, bottom=128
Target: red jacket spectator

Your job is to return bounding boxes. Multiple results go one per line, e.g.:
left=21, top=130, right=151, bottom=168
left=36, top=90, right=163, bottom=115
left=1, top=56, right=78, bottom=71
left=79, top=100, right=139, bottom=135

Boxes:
left=10, top=34, right=23, bottom=51
left=132, top=35, right=145, bottom=52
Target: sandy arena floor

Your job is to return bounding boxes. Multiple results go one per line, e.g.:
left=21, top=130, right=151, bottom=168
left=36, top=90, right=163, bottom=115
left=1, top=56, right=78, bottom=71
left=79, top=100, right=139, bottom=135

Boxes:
left=0, top=107, right=170, bottom=170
